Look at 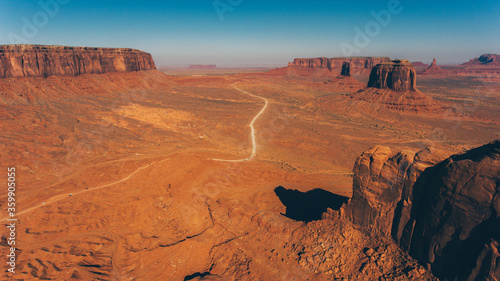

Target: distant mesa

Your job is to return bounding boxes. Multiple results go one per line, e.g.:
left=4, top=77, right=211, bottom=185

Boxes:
left=462, top=54, right=500, bottom=67
left=367, top=59, right=416, bottom=91
left=269, top=56, right=391, bottom=76
left=0, top=44, right=156, bottom=78
left=411, top=61, right=429, bottom=69
left=288, top=57, right=391, bottom=71
left=188, top=64, right=217, bottom=70
left=420, top=58, right=447, bottom=75
left=340, top=62, right=350, bottom=76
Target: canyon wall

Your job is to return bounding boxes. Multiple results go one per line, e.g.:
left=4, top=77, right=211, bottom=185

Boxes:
left=0, top=45, right=156, bottom=78
left=343, top=140, right=500, bottom=280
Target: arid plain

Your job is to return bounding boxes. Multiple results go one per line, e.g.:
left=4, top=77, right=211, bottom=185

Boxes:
left=0, top=46, right=499, bottom=280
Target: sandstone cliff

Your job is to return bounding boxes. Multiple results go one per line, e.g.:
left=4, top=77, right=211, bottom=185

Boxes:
left=367, top=60, right=416, bottom=91
left=0, top=45, right=156, bottom=78
left=343, top=140, right=500, bottom=281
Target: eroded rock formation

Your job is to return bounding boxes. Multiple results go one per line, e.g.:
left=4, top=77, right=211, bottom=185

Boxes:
left=420, top=58, right=447, bottom=75
left=0, top=44, right=156, bottom=78
left=344, top=140, right=500, bottom=281
left=349, top=60, right=444, bottom=113
left=367, top=60, right=416, bottom=91
left=340, top=62, right=350, bottom=76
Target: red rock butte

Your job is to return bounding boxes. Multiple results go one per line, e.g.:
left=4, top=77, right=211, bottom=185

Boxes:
left=367, top=60, right=416, bottom=91
left=0, top=44, right=156, bottom=78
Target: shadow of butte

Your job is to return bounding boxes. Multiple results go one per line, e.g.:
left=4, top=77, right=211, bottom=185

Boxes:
left=274, top=186, right=348, bottom=222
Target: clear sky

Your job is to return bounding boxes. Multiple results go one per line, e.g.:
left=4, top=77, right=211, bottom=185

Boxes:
left=1, top=0, right=499, bottom=67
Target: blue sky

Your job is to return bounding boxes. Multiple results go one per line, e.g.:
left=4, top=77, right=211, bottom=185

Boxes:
left=1, top=0, right=499, bottom=66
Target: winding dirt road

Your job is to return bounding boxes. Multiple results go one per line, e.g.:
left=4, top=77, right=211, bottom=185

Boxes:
left=0, top=158, right=171, bottom=222
left=209, top=84, right=269, bottom=162
left=4, top=83, right=268, bottom=221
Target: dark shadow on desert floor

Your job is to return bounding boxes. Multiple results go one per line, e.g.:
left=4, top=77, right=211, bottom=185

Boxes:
left=274, top=186, right=349, bottom=222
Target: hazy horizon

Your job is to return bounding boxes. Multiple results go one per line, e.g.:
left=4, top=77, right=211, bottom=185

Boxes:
left=1, top=0, right=499, bottom=67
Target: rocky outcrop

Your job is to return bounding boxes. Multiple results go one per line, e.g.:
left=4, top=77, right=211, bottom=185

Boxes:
left=462, top=54, right=500, bottom=67
left=367, top=60, right=416, bottom=91
left=344, top=140, right=500, bottom=281
left=0, top=44, right=156, bottom=78
left=420, top=58, right=447, bottom=75
left=340, top=62, right=350, bottom=76
left=288, top=57, right=391, bottom=72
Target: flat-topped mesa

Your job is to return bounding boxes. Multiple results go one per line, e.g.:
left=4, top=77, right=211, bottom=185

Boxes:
left=0, top=44, right=156, bottom=78
left=340, top=62, right=351, bottom=76
left=367, top=60, right=416, bottom=91
left=288, top=57, right=391, bottom=71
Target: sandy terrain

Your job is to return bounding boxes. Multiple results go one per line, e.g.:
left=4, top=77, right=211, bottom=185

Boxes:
left=0, top=68, right=499, bottom=279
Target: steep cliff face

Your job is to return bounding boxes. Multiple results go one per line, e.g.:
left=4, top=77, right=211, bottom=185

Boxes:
left=408, top=141, right=500, bottom=280
left=344, top=140, right=500, bottom=281
left=367, top=60, right=416, bottom=91
left=342, top=146, right=449, bottom=237
left=0, top=45, right=156, bottom=78
left=288, top=57, right=391, bottom=71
